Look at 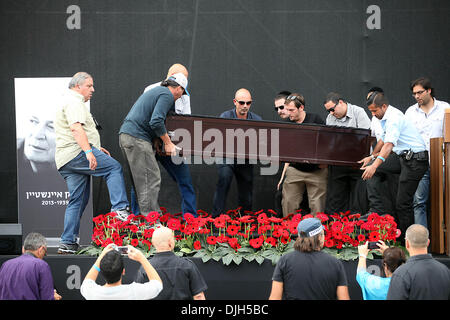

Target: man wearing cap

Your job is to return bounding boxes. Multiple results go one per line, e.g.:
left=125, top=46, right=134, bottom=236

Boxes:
left=269, top=218, right=349, bottom=300
left=127, top=64, right=197, bottom=219
left=119, top=73, right=187, bottom=215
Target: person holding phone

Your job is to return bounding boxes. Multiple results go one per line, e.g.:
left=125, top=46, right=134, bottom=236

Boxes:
left=80, top=243, right=162, bottom=300
left=356, top=240, right=406, bottom=300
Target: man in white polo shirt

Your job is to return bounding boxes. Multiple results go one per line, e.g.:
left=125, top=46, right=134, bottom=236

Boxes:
left=405, top=77, right=450, bottom=228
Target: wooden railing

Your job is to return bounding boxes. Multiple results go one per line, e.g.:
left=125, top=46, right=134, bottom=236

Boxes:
left=430, top=108, right=450, bottom=255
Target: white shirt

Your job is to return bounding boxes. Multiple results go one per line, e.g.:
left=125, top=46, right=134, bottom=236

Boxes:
left=144, top=82, right=191, bottom=115
left=80, top=279, right=162, bottom=300
left=326, top=103, right=371, bottom=129
left=404, top=98, right=450, bottom=152
left=378, top=105, right=426, bottom=154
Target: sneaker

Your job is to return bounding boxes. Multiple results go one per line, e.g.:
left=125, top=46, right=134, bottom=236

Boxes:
left=58, top=243, right=79, bottom=254
left=114, top=207, right=131, bottom=222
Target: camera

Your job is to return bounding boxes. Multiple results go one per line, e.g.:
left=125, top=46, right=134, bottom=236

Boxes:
left=116, top=246, right=128, bottom=255
left=368, top=241, right=379, bottom=250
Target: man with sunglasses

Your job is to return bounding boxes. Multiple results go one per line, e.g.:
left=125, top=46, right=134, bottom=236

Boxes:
left=280, top=93, right=327, bottom=217
left=211, top=88, right=262, bottom=217
left=323, top=92, right=371, bottom=216
left=404, top=77, right=449, bottom=228
left=273, top=91, right=292, bottom=121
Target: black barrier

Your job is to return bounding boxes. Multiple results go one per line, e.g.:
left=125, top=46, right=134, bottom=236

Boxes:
left=1, top=255, right=449, bottom=300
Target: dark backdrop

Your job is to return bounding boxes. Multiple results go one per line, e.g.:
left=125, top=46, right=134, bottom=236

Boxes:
left=1, top=0, right=449, bottom=223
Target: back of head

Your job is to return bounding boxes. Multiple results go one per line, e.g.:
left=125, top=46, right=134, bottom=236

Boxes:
left=405, top=224, right=429, bottom=249
left=23, top=232, right=47, bottom=251
left=167, top=63, right=188, bottom=78
left=68, top=72, right=92, bottom=89
left=294, top=218, right=324, bottom=252
left=100, top=250, right=124, bottom=284
left=382, top=247, right=406, bottom=274
left=152, top=226, right=175, bottom=251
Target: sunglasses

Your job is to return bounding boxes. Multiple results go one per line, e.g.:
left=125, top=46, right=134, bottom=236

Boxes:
left=327, top=102, right=338, bottom=113
left=274, top=105, right=284, bottom=111
left=236, top=100, right=252, bottom=106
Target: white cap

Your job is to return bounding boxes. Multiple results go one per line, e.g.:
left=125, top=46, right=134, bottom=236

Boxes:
left=168, top=72, right=188, bottom=91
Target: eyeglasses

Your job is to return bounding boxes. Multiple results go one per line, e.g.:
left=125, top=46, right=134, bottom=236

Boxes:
left=274, top=105, right=284, bottom=111
left=327, top=102, right=338, bottom=113
left=236, top=100, right=252, bottom=106
left=412, top=90, right=426, bottom=97
left=285, top=95, right=301, bottom=102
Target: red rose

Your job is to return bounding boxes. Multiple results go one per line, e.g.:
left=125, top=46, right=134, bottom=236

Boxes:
left=193, top=240, right=202, bottom=250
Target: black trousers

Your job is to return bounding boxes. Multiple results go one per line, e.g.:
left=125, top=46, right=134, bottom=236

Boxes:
left=325, top=165, right=367, bottom=215
left=212, top=163, right=253, bottom=217
left=367, top=155, right=428, bottom=238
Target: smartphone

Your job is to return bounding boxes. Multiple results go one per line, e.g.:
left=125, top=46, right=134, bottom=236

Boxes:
left=116, top=246, right=128, bottom=255
left=368, top=241, right=379, bottom=250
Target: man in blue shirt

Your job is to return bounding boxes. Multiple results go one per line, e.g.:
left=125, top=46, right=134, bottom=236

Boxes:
left=119, top=73, right=187, bottom=216
left=360, top=92, right=428, bottom=241
left=211, top=88, right=262, bottom=217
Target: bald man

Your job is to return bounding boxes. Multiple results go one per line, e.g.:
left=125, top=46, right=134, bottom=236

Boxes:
left=135, top=226, right=207, bottom=300
left=211, top=88, right=262, bottom=217
left=128, top=63, right=197, bottom=219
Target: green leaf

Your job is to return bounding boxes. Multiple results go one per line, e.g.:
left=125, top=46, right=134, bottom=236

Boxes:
left=244, top=254, right=255, bottom=262
left=201, top=254, right=212, bottom=263
left=232, top=254, right=243, bottom=265
left=222, top=253, right=234, bottom=266
left=255, top=255, right=265, bottom=265
left=180, top=247, right=192, bottom=254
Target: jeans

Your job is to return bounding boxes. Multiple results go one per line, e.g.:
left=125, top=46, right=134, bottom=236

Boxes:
left=212, top=163, right=253, bottom=217
left=58, top=147, right=129, bottom=244
left=413, top=168, right=430, bottom=228
left=129, top=155, right=197, bottom=218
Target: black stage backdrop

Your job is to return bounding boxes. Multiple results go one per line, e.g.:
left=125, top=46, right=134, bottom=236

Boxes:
left=1, top=0, right=449, bottom=223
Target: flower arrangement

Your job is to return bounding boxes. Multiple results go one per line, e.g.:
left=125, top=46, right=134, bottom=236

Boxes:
left=79, top=208, right=400, bottom=265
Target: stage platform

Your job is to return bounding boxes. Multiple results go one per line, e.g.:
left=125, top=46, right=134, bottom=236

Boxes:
left=1, top=250, right=449, bottom=300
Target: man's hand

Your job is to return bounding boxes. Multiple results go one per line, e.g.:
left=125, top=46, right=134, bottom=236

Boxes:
left=127, top=245, right=146, bottom=263
left=100, top=147, right=110, bottom=156
left=86, top=152, right=97, bottom=170
left=361, top=164, right=377, bottom=180
left=358, top=156, right=373, bottom=169
left=164, top=141, right=178, bottom=156
left=152, top=138, right=165, bottom=156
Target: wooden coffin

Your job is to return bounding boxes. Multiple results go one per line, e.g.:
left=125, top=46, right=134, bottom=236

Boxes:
left=165, top=114, right=373, bottom=166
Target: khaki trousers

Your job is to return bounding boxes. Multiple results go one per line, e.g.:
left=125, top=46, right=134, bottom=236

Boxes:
left=282, top=166, right=328, bottom=216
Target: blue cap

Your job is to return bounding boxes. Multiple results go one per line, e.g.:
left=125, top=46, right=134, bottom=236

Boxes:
left=297, top=218, right=324, bottom=237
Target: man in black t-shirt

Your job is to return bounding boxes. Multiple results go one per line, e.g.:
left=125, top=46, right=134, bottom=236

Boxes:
left=279, top=93, right=328, bottom=216
left=269, top=218, right=349, bottom=300
left=135, top=226, right=207, bottom=300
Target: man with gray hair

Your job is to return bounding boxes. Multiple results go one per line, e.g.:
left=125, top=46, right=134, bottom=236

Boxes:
left=0, top=233, right=61, bottom=300
left=387, top=224, right=450, bottom=300
left=55, top=72, right=131, bottom=254
left=135, top=226, right=207, bottom=300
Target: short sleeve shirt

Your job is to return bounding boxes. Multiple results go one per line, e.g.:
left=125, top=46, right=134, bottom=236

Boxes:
left=272, top=250, right=348, bottom=300
left=80, top=279, right=162, bottom=300
left=54, top=89, right=101, bottom=169
left=326, top=103, right=371, bottom=129
left=135, top=251, right=208, bottom=300
left=356, top=269, right=391, bottom=300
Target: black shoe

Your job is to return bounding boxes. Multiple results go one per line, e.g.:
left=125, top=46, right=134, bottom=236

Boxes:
left=58, top=243, right=79, bottom=254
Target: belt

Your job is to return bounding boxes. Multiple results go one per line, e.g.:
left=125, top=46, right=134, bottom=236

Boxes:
left=400, top=150, right=428, bottom=161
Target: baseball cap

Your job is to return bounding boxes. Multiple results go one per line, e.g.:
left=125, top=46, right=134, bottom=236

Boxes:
left=297, top=218, right=324, bottom=237
left=168, top=72, right=188, bottom=94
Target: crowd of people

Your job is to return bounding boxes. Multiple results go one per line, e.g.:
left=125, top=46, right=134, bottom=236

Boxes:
left=1, top=220, right=449, bottom=300
left=1, top=65, right=450, bottom=300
